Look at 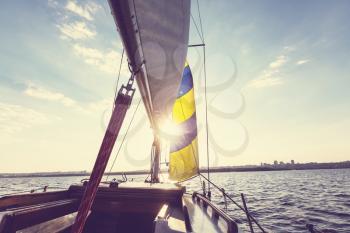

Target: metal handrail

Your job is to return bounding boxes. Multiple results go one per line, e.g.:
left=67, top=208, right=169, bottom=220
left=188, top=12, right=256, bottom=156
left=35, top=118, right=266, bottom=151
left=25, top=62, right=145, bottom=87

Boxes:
left=192, top=192, right=238, bottom=233
left=199, top=174, right=267, bottom=233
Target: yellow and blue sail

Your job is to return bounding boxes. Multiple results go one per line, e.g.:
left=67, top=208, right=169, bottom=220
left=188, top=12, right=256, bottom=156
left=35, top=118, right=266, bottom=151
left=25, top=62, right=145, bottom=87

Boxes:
left=169, top=63, right=199, bottom=181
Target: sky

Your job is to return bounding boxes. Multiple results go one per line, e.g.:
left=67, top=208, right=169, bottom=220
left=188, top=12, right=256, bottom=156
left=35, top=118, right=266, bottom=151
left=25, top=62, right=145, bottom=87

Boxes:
left=0, top=0, right=349, bottom=173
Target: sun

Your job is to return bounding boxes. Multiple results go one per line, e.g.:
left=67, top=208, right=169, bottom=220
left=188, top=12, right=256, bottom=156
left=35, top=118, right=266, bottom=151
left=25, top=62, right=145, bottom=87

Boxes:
left=158, top=119, right=183, bottom=141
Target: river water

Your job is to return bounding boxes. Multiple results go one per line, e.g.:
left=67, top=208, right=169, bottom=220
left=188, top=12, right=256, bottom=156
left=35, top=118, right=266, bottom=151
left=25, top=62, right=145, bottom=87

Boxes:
left=1, top=169, right=349, bottom=232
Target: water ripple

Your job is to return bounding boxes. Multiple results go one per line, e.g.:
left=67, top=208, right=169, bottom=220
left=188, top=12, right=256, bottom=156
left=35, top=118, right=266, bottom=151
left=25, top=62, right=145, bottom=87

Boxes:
left=0, top=169, right=349, bottom=232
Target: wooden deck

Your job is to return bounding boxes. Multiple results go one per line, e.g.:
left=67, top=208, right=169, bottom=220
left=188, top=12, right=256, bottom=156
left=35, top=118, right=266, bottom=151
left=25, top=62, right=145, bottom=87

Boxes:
left=0, top=182, right=239, bottom=233
left=0, top=182, right=186, bottom=233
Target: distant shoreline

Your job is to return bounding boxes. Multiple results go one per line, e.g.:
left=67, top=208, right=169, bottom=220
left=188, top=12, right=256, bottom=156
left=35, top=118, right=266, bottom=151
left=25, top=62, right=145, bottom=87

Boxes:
left=1, top=161, right=349, bottom=178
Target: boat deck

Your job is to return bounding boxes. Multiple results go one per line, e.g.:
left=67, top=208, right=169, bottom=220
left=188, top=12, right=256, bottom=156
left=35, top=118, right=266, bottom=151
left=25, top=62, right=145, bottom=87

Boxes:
left=0, top=182, right=186, bottom=233
left=0, top=182, right=238, bottom=233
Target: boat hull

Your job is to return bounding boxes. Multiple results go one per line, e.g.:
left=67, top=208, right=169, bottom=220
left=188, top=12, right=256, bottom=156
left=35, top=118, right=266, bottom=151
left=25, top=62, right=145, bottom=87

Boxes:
left=0, top=182, right=239, bottom=233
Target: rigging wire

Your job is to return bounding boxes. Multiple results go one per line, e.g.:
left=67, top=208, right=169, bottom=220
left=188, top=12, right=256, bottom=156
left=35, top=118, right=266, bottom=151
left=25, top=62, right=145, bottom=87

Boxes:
left=193, top=0, right=212, bottom=197
left=188, top=0, right=210, bottom=196
left=196, top=0, right=205, bottom=40
left=190, top=13, right=204, bottom=43
left=105, top=98, right=142, bottom=181
left=113, top=48, right=125, bottom=108
left=188, top=4, right=266, bottom=232
left=199, top=174, right=267, bottom=233
left=203, top=44, right=211, bottom=197
left=105, top=47, right=127, bottom=181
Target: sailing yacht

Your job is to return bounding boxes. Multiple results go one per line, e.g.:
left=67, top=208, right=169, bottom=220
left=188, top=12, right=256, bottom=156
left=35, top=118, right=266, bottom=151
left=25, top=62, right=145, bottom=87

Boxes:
left=0, top=1, right=265, bottom=232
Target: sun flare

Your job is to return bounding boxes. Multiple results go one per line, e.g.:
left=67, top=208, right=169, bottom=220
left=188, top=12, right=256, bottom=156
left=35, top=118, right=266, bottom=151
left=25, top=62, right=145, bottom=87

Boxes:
left=158, top=119, right=183, bottom=141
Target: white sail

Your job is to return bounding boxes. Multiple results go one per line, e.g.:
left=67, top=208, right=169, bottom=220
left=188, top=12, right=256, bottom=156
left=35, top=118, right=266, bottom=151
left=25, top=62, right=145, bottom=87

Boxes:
left=108, top=0, right=191, bottom=128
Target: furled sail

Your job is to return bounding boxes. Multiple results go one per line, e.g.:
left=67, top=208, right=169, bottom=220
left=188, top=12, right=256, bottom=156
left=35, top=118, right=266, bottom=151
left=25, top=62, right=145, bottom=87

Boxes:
left=108, top=0, right=191, bottom=128
left=169, top=63, right=199, bottom=181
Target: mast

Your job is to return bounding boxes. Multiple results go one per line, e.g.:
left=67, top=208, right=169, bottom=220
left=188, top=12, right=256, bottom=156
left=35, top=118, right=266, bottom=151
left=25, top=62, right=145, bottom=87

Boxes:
left=150, top=134, right=161, bottom=183
left=70, top=1, right=190, bottom=231
left=108, top=0, right=191, bottom=183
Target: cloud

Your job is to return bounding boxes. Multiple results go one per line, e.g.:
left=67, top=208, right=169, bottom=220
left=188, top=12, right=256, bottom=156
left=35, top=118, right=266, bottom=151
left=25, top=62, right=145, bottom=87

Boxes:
left=0, top=102, right=49, bottom=134
left=86, top=98, right=113, bottom=112
left=23, top=83, right=113, bottom=114
left=73, top=44, right=123, bottom=74
left=65, top=0, right=100, bottom=21
left=296, top=59, right=310, bottom=65
left=48, top=0, right=59, bottom=8
left=52, top=1, right=123, bottom=75
left=248, top=56, right=288, bottom=88
left=269, top=55, right=287, bottom=69
left=248, top=68, right=283, bottom=88
left=248, top=77, right=283, bottom=88
left=58, top=21, right=96, bottom=40
left=24, top=84, right=76, bottom=107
